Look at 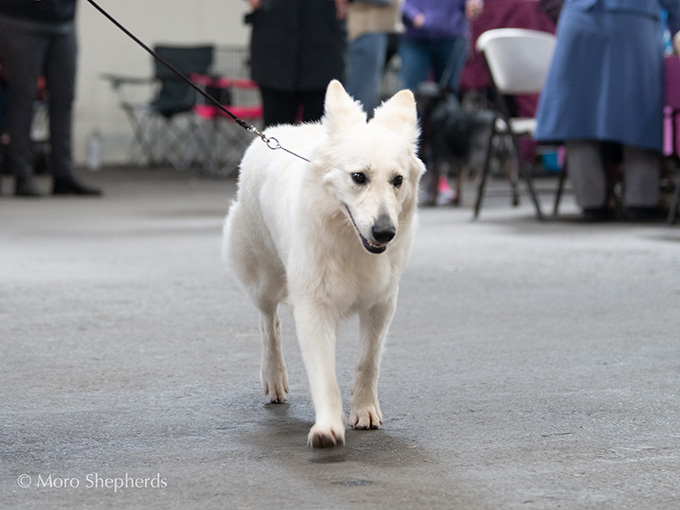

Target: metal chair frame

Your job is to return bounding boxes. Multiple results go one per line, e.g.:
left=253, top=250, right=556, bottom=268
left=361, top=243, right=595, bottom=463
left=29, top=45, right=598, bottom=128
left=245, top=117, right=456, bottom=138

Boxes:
left=103, top=45, right=214, bottom=170
left=473, top=28, right=557, bottom=220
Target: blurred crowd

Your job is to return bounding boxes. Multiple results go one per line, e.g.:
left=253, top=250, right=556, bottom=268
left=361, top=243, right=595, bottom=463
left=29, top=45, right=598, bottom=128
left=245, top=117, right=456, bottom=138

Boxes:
left=1, top=0, right=679, bottom=222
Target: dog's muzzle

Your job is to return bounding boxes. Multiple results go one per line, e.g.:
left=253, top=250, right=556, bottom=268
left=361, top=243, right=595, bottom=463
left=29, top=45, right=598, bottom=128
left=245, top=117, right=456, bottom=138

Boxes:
left=346, top=207, right=395, bottom=254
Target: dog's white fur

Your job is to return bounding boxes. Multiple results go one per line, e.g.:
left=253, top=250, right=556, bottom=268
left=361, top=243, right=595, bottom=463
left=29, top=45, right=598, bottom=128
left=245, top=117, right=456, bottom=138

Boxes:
left=223, top=80, right=424, bottom=448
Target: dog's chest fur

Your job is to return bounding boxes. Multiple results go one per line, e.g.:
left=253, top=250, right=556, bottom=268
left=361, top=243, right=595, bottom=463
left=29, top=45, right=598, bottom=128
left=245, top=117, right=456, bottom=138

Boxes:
left=285, top=204, right=404, bottom=315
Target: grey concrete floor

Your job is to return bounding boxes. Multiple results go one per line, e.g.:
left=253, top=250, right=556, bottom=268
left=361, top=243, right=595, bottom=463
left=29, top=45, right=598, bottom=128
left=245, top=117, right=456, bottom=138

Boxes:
left=1, top=167, right=679, bottom=509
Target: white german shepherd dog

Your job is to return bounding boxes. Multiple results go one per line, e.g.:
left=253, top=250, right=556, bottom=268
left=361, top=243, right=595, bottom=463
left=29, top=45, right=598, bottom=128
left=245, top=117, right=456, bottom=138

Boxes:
left=223, top=80, right=424, bottom=448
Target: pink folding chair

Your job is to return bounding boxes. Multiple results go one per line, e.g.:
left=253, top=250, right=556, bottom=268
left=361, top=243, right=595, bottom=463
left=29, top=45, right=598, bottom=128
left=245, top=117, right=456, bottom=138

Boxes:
left=190, top=74, right=263, bottom=177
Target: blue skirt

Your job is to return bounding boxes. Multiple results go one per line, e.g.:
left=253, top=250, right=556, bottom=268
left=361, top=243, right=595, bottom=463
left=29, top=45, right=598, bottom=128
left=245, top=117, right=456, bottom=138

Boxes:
left=534, top=4, right=665, bottom=151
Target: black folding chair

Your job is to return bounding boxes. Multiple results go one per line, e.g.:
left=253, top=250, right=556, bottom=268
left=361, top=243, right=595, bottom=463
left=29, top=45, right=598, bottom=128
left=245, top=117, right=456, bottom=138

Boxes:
left=104, top=44, right=214, bottom=170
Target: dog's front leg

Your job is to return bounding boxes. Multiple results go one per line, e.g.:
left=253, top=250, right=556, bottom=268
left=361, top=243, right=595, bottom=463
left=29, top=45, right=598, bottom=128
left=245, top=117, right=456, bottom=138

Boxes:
left=350, top=294, right=397, bottom=429
left=293, top=303, right=345, bottom=448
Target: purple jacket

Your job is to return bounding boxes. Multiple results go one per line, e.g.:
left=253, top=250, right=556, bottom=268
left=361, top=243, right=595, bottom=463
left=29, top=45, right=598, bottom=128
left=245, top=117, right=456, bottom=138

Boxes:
left=401, top=0, right=471, bottom=40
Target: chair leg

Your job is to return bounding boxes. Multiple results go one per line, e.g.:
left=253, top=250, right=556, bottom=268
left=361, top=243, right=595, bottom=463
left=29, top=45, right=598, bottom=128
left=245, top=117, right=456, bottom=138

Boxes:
left=192, top=117, right=209, bottom=174
left=163, top=118, right=181, bottom=171
left=194, top=116, right=222, bottom=176
left=509, top=130, right=544, bottom=220
left=181, top=118, right=200, bottom=170
left=123, top=108, right=158, bottom=166
left=504, top=158, right=520, bottom=207
left=668, top=173, right=680, bottom=224
left=166, top=115, right=200, bottom=172
left=207, top=117, right=221, bottom=176
left=554, top=166, right=567, bottom=216
left=473, top=121, right=497, bottom=219
left=519, top=159, right=544, bottom=220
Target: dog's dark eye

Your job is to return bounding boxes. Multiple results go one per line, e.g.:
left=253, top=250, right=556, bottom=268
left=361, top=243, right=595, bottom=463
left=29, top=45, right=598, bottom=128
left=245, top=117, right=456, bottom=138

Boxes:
left=392, top=175, right=403, bottom=188
left=352, top=172, right=367, bottom=185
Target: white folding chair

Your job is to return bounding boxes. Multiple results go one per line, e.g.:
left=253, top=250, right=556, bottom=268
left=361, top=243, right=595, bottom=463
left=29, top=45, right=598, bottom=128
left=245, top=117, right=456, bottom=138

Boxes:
left=473, top=28, right=556, bottom=220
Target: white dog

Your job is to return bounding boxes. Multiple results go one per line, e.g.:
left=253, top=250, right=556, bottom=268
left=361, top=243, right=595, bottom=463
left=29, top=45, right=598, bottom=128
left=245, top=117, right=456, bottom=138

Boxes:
left=223, top=80, right=424, bottom=448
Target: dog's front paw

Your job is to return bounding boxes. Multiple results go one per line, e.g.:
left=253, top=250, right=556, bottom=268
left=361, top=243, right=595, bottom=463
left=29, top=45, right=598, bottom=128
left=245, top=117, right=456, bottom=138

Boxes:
left=308, top=422, right=346, bottom=449
left=262, top=370, right=288, bottom=404
left=349, top=403, right=383, bottom=429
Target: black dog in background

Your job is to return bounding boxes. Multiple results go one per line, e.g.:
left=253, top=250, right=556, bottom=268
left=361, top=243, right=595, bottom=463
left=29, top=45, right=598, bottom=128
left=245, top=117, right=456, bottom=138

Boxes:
left=415, top=82, right=494, bottom=206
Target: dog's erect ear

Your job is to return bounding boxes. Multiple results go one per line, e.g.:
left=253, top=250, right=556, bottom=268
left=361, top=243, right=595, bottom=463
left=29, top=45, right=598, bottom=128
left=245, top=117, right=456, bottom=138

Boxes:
left=371, top=89, right=420, bottom=147
left=323, top=80, right=367, bottom=136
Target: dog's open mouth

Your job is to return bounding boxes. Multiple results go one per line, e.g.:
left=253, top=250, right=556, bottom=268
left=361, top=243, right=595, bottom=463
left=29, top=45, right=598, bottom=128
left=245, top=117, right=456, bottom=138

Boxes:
left=345, top=206, right=387, bottom=254
left=360, top=235, right=387, bottom=254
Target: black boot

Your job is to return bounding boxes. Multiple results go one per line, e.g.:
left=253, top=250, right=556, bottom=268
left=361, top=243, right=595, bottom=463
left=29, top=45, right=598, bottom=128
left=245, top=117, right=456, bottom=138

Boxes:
left=624, top=206, right=667, bottom=222
left=53, top=177, right=102, bottom=196
left=15, top=177, right=43, bottom=197
left=582, top=207, right=615, bottom=222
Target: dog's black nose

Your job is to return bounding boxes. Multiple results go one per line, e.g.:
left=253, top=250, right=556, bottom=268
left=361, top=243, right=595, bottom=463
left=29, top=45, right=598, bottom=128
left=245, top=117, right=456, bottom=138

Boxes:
left=372, top=216, right=396, bottom=244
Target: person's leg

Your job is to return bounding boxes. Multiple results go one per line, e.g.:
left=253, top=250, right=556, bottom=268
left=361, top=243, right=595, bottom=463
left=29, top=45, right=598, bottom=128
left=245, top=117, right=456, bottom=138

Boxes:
left=565, top=140, right=607, bottom=212
left=623, top=144, right=660, bottom=209
left=0, top=20, right=45, bottom=194
left=45, top=29, right=76, bottom=181
left=299, top=89, right=326, bottom=124
left=346, top=32, right=388, bottom=116
left=398, top=38, right=432, bottom=91
left=432, top=36, right=468, bottom=94
left=46, top=28, right=101, bottom=195
left=259, top=87, right=300, bottom=128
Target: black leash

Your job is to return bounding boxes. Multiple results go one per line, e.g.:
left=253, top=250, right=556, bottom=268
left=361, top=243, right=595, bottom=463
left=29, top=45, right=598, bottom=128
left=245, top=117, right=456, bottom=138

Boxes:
left=438, top=37, right=466, bottom=91
left=87, top=0, right=310, bottom=163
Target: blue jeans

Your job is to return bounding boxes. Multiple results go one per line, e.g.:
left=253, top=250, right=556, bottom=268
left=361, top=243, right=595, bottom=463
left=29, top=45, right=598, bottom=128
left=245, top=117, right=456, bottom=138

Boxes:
left=398, top=36, right=468, bottom=93
left=346, top=32, right=389, bottom=116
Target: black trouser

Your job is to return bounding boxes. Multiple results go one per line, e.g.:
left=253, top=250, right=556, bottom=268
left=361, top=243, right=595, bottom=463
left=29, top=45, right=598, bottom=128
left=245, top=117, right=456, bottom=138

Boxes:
left=259, top=87, right=326, bottom=128
left=0, top=16, right=77, bottom=180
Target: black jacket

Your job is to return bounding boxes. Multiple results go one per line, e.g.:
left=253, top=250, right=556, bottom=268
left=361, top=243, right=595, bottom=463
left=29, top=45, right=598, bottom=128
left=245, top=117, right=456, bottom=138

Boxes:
left=246, top=0, right=347, bottom=91
left=0, top=0, right=77, bottom=23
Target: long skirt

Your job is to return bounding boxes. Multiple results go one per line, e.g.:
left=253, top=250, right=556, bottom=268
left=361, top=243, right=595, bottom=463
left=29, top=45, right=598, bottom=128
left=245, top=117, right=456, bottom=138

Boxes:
left=534, top=4, right=666, bottom=152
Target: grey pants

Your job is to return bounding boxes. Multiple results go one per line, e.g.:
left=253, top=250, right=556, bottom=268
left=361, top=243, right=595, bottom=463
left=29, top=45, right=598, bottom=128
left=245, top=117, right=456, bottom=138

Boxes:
left=0, top=16, right=77, bottom=180
left=565, top=140, right=660, bottom=209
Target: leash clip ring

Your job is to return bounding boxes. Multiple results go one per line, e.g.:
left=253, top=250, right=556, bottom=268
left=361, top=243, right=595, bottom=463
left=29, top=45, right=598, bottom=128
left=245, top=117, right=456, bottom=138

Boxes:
left=264, top=136, right=281, bottom=151
left=248, top=126, right=282, bottom=151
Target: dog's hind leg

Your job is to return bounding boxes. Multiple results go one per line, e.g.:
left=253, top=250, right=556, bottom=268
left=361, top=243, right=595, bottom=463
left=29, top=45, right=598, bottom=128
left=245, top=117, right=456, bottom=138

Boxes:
left=250, top=267, right=289, bottom=404
left=293, top=303, right=346, bottom=448
left=226, top=211, right=288, bottom=403
left=349, top=294, right=397, bottom=430
left=258, top=295, right=289, bottom=404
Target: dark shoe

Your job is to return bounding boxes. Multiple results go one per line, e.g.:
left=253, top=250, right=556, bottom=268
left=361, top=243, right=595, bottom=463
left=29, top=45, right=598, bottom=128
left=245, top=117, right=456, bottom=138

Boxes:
left=53, top=177, right=102, bottom=196
left=15, top=177, right=43, bottom=197
left=624, top=206, right=667, bottom=222
left=582, top=207, right=615, bottom=222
